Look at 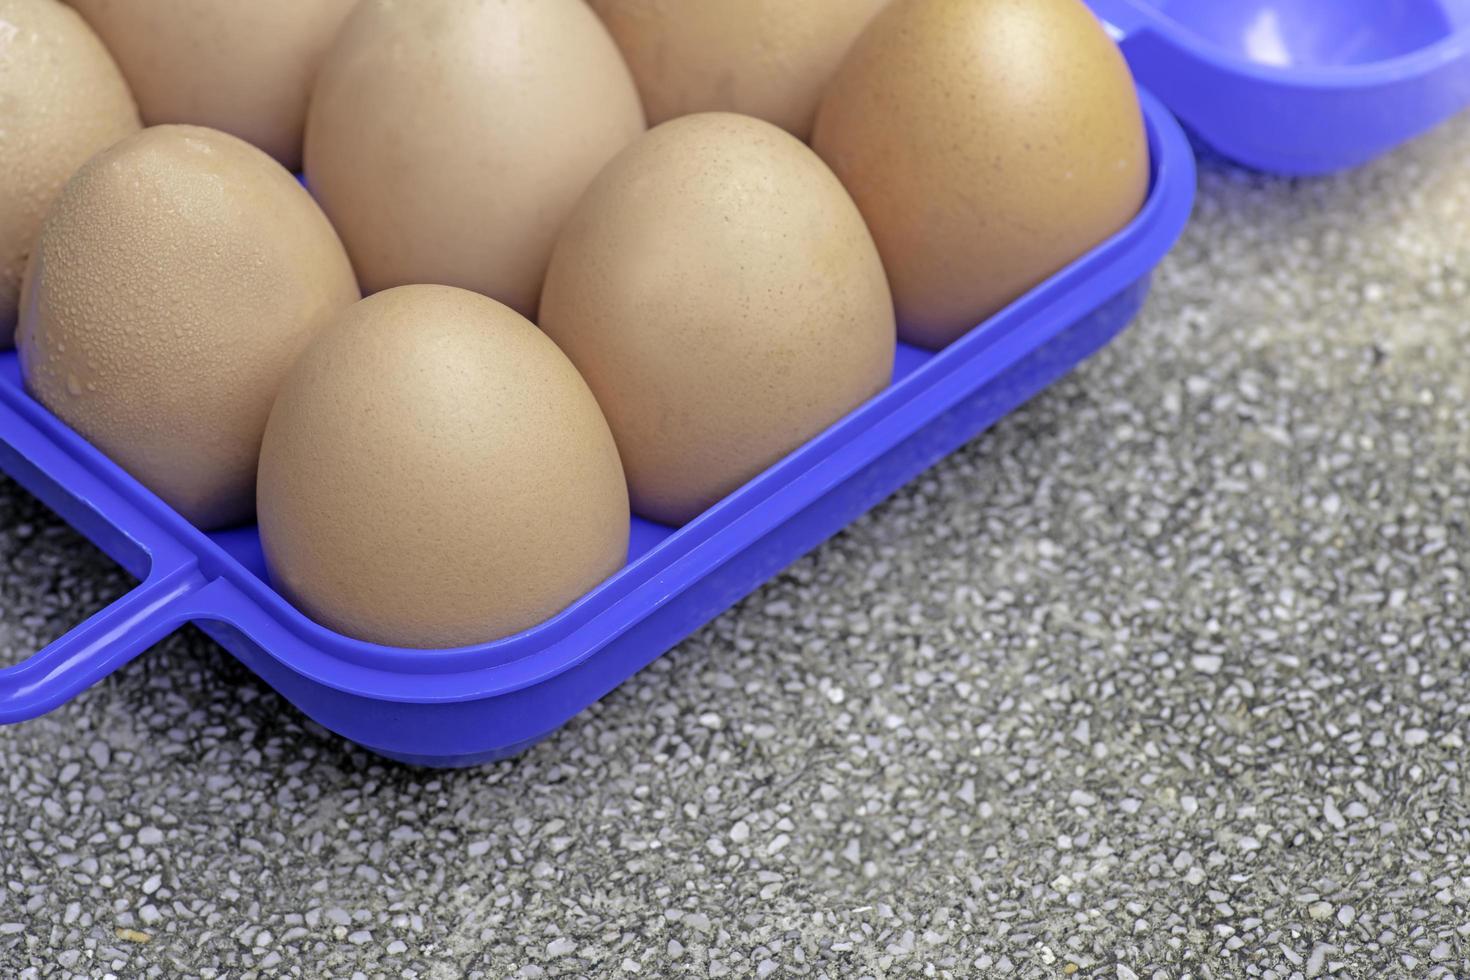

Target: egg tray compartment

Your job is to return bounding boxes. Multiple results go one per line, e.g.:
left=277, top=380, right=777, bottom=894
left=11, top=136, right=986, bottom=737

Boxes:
left=0, top=92, right=1194, bottom=767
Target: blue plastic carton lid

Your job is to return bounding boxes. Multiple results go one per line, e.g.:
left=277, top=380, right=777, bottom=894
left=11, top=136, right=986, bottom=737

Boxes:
left=1087, top=0, right=1470, bottom=174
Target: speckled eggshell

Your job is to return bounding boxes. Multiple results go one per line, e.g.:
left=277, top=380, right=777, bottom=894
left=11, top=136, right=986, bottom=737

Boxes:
left=16, top=125, right=360, bottom=530
left=304, top=0, right=646, bottom=318
left=585, top=0, right=890, bottom=140
left=812, top=0, right=1151, bottom=349
left=539, top=113, right=896, bottom=527
left=257, top=285, right=631, bottom=650
left=0, top=0, right=139, bottom=346
left=64, top=0, right=358, bottom=168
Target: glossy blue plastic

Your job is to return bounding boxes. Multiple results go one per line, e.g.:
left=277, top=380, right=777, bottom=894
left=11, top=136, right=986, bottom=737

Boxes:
left=0, top=93, right=1194, bottom=767
left=1087, top=0, right=1470, bottom=174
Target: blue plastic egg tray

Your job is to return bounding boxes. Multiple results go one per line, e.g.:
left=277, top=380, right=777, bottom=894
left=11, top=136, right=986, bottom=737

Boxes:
left=0, top=93, right=1193, bottom=766
left=6, top=0, right=1470, bottom=765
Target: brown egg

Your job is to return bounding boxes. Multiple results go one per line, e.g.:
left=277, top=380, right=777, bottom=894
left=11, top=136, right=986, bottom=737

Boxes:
left=813, top=0, right=1150, bottom=349
left=0, top=0, right=139, bottom=346
left=64, top=0, right=357, bottom=168
left=17, top=126, right=359, bottom=530
left=586, top=0, right=889, bottom=140
left=540, top=113, right=895, bottom=527
left=257, top=285, right=630, bottom=649
left=305, top=0, right=646, bottom=318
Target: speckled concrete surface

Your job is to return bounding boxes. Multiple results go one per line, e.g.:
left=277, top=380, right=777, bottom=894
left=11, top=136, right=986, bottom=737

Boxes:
left=4, top=111, right=1470, bottom=979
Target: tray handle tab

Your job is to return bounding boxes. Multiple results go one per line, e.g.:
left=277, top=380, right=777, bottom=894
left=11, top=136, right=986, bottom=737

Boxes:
left=0, top=558, right=208, bottom=723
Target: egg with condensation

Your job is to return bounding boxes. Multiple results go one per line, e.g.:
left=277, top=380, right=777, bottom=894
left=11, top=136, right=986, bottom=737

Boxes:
left=17, top=125, right=359, bottom=530
left=63, top=0, right=358, bottom=168
left=0, top=0, right=139, bottom=347
left=540, top=113, right=896, bottom=527
left=305, top=0, right=646, bottom=318
left=257, top=285, right=630, bottom=650
left=813, top=0, right=1150, bottom=349
left=586, top=0, right=890, bottom=140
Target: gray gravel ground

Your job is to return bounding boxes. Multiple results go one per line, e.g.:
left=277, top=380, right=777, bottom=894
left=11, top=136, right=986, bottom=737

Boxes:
left=4, top=111, right=1470, bottom=979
